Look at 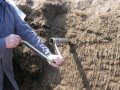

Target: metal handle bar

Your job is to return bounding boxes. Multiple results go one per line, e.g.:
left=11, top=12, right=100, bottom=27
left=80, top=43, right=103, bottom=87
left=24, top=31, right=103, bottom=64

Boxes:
left=21, top=40, right=53, bottom=62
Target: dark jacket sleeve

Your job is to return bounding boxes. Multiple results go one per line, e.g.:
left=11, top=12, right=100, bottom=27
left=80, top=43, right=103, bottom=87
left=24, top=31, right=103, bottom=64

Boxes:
left=0, top=38, right=6, bottom=57
left=13, top=9, right=52, bottom=56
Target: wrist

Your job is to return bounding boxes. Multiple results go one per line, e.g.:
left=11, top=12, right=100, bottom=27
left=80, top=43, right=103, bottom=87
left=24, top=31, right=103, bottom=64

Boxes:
left=46, top=52, right=53, bottom=58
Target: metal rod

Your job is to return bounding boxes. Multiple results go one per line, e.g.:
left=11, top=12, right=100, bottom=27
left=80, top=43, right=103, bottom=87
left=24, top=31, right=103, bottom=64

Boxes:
left=49, top=38, right=69, bottom=59
left=54, top=43, right=62, bottom=59
left=21, top=40, right=53, bottom=62
left=49, top=38, right=69, bottom=45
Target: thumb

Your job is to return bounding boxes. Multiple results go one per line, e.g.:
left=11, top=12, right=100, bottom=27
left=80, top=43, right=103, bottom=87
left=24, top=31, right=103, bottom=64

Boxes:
left=48, top=61, right=59, bottom=68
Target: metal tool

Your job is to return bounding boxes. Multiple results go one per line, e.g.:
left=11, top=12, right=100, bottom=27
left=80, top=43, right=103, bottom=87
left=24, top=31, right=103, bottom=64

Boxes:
left=21, top=38, right=69, bottom=62
left=49, top=38, right=69, bottom=45
left=21, top=40, right=53, bottom=62
left=49, top=38, right=69, bottom=59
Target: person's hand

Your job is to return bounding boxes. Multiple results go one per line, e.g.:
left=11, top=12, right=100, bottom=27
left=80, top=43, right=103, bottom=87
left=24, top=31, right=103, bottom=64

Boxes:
left=5, top=34, right=22, bottom=48
left=47, top=54, right=64, bottom=68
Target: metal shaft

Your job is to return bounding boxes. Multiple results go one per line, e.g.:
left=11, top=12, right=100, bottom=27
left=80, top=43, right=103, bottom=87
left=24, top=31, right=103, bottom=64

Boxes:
left=54, top=43, right=62, bottom=59
left=49, top=38, right=69, bottom=45
left=49, top=38, right=69, bottom=59
left=21, top=40, right=53, bottom=62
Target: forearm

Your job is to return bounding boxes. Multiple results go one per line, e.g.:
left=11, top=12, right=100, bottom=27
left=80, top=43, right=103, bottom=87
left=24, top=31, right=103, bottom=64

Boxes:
left=15, top=21, right=52, bottom=56
left=14, top=7, right=52, bottom=56
left=23, top=32, right=52, bottom=56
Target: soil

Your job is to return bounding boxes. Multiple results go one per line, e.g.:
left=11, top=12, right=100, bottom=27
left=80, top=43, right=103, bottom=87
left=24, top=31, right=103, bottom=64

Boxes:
left=13, top=0, right=120, bottom=90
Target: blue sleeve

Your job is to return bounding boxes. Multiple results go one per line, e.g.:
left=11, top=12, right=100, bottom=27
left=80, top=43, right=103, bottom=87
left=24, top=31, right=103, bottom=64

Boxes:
left=0, top=38, right=6, bottom=49
left=0, top=38, right=6, bottom=56
left=14, top=9, right=52, bottom=56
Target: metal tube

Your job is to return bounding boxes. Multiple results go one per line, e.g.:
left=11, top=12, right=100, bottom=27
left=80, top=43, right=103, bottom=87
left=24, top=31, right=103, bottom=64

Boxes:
left=49, top=38, right=69, bottom=45
left=21, top=40, right=53, bottom=62
left=54, top=43, right=62, bottom=59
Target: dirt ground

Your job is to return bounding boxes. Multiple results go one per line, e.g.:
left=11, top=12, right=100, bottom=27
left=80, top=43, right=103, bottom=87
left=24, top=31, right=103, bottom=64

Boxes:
left=13, top=0, right=120, bottom=90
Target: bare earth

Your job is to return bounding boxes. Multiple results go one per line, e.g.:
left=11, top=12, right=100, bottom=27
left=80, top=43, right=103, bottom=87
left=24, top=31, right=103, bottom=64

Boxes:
left=13, top=0, right=120, bottom=90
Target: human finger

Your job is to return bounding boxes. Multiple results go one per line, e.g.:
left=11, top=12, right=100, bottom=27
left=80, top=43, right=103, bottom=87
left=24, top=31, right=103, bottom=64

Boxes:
left=14, top=35, right=22, bottom=42
left=48, top=61, right=59, bottom=68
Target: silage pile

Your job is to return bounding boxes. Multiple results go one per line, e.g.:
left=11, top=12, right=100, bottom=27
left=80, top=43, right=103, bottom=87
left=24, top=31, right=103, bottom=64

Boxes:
left=13, top=0, right=120, bottom=90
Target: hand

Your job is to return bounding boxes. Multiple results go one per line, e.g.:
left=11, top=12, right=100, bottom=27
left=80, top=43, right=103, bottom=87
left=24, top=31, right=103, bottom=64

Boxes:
left=47, top=54, right=64, bottom=68
left=5, top=34, right=22, bottom=48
